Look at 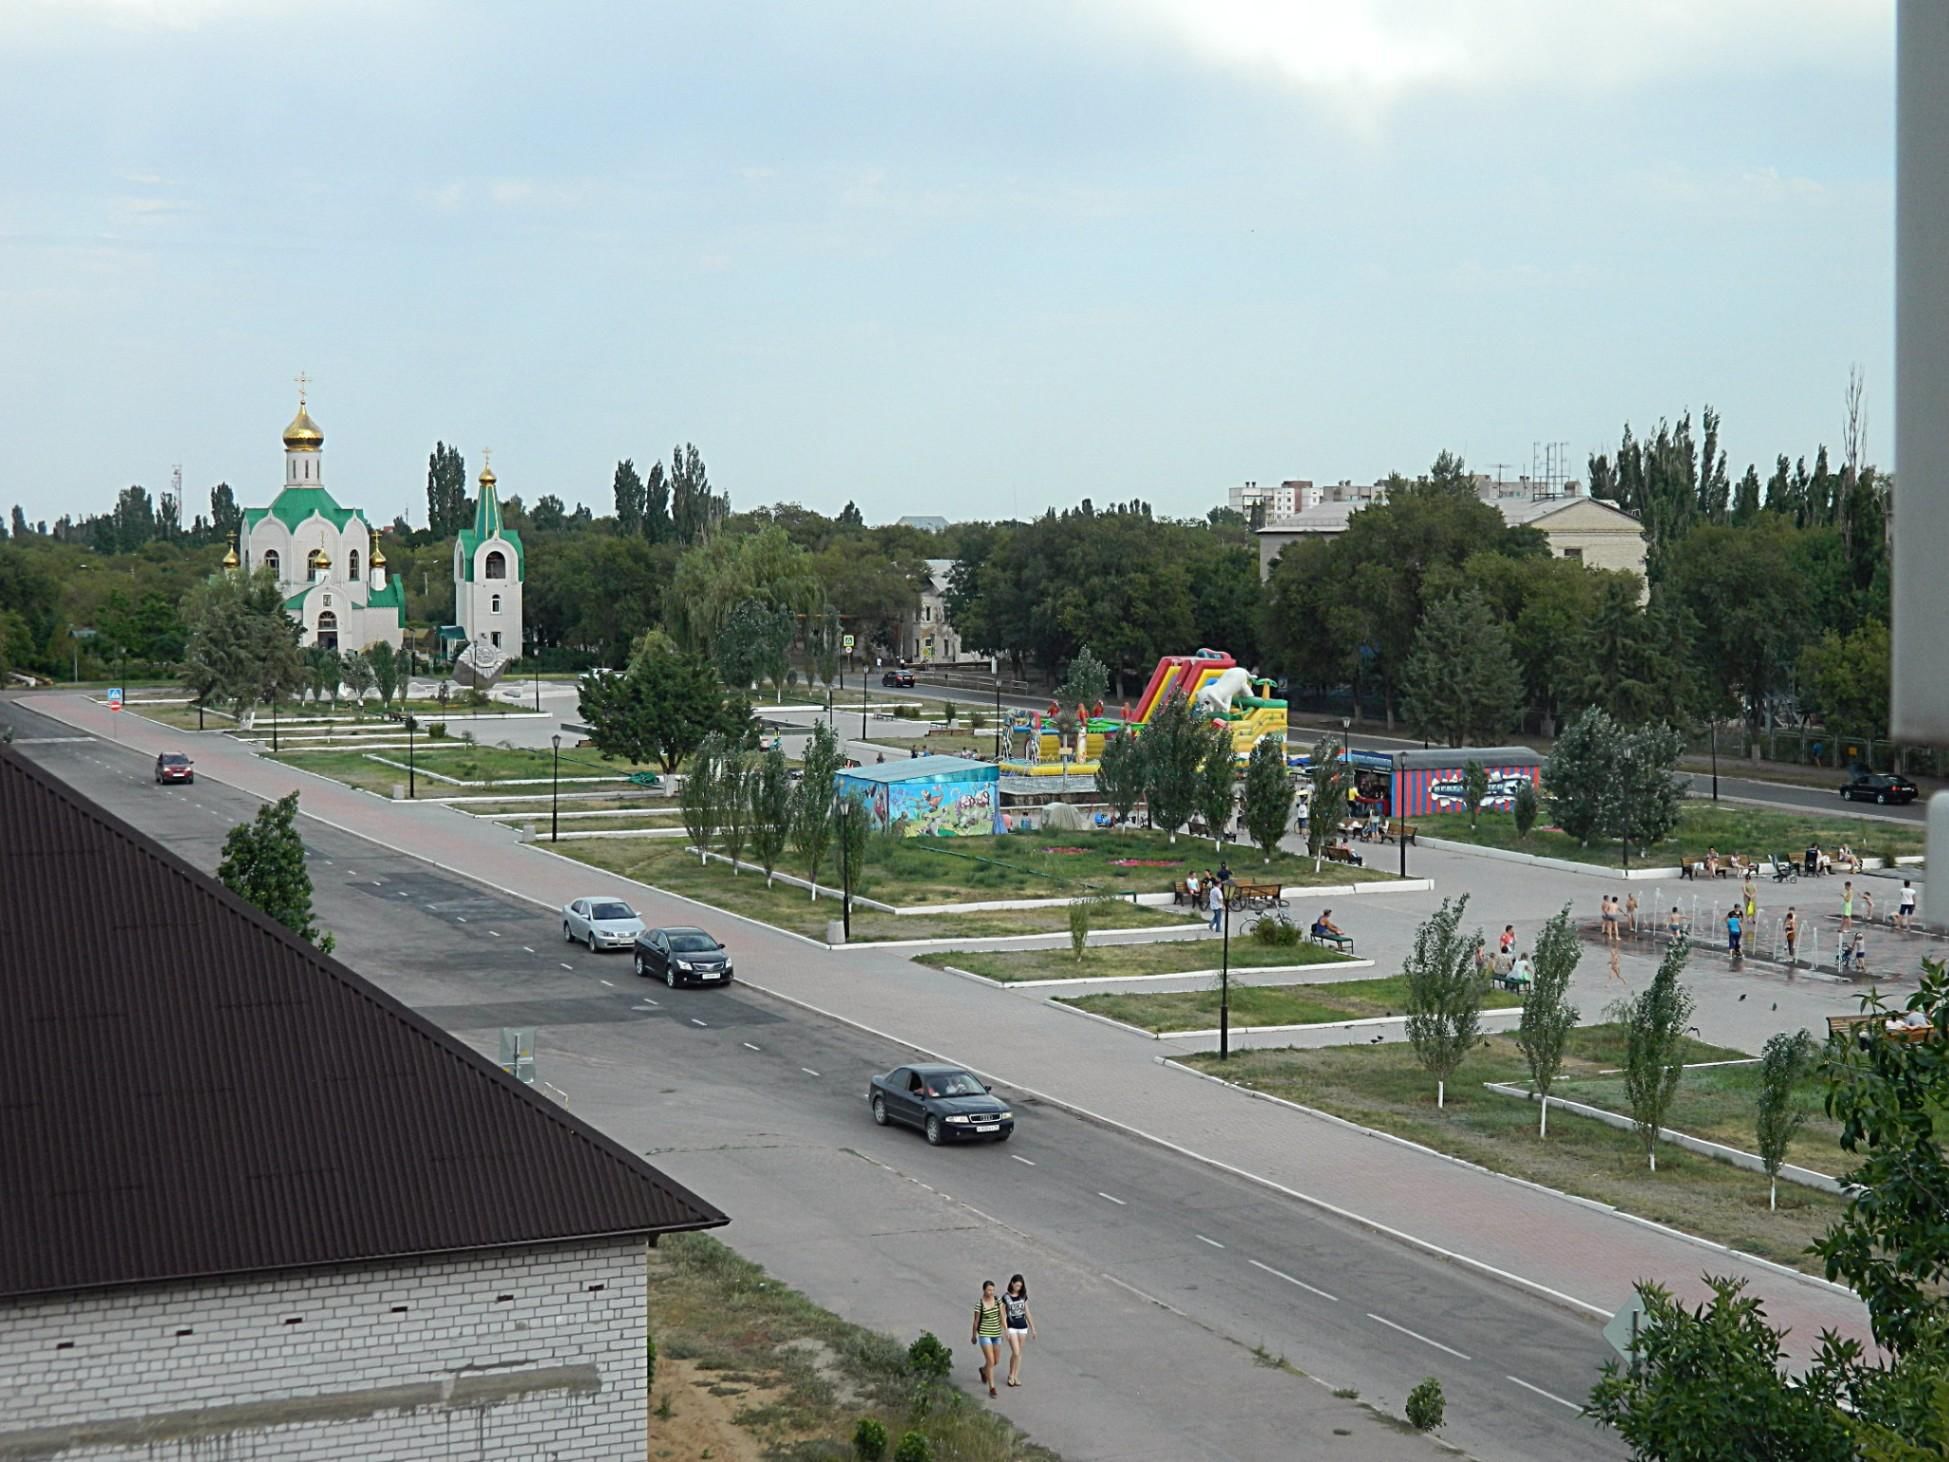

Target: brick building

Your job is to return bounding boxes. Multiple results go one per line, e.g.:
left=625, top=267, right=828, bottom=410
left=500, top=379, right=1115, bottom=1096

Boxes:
left=0, top=748, right=724, bottom=1459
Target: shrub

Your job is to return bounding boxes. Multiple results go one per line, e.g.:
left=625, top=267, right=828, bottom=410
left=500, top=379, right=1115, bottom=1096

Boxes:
left=906, top=1331, right=953, bottom=1382
left=427, top=721, right=448, bottom=739
left=1512, top=778, right=1538, bottom=841
left=1067, top=896, right=1092, bottom=961
left=894, top=703, right=920, bottom=720
left=853, top=1417, right=889, bottom=1461
left=892, top=1432, right=932, bottom=1462
left=968, top=710, right=986, bottom=731
left=1406, top=1376, right=1445, bottom=1431
left=1251, top=914, right=1304, bottom=947
left=942, top=700, right=957, bottom=727
left=645, top=1333, right=656, bottom=1392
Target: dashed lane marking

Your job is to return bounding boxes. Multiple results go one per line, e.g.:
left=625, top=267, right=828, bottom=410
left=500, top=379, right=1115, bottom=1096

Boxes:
left=742, top=1042, right=761, bottom=1051
left=599, top=979, right=614, bottom=987
left=1010, top=1155, right=1035, bottom=1166
left=1097, top=1192, right=1127, bottom=1206
left=1248, top=1259, right=1338, bottom=1303
left=691, top=1018, right=709, bottom=1028
left=801, top=1067, right=821, bottom=1077
left=522, top=946, right=536, bottom=953
left=1101, top=1273, right=1185, bottom=1316
left=560, top=962, right=574, bottom=971
left=1367, top=1313, right=1469, bottom=1361
left=1195, top=1234, right=1225, bottom=1249
left=1506, top=1376, right=1581, bottom=1411
left=489, top=930, right=501, bottom=938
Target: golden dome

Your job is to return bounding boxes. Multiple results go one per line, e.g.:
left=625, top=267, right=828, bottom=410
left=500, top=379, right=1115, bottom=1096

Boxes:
left=282, top=403, right=324, bottom=452
left=478, top=462, right=497, bottom=488
left=369, top=543, right=387, bottom=566
left=308, top=547, right=331, bottom=566
left=221, top=541, right=240, bottom=568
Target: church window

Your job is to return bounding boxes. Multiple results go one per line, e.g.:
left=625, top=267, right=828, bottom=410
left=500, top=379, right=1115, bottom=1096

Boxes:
left=491, top=631, right=502, bottom=648
left=348, top=549, right=361, bottom=581
left=491, top=594, right=501, bottom=614
left=485, top=550, right=507, bottom=581
left=263, top=549, right=281, bottom=578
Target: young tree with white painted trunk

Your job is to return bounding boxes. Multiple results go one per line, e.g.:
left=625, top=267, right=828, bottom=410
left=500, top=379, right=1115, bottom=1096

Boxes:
left=716, top=750, right=750, bottom=874
left=791, top=721, right=844, bottom=898
left=1754, top=1029, right=1814, bottom=1211
left=1620, top=941, right=1695, bottom=1172
left=680, top=733, right=723, bottom=864
left=1242, top=735, right=1295, bottom=863
left=1404, top=895, right=1485, bottom=1110
left=1517, top=906, right=1580, bottom=1137
left=746, top=746, right=793, bottom=886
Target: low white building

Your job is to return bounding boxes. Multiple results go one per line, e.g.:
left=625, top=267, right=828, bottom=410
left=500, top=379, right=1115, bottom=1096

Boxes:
left=0, top=747, right=725, bottom=1460
left=237, top=390, right=405, bottom=652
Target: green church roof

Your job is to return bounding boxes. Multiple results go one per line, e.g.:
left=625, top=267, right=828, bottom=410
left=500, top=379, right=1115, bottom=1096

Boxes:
left=244, top=487, right=363, bottom=536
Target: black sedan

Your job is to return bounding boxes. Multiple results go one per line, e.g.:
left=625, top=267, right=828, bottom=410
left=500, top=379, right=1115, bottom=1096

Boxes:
left=882, top=668, right=916, bottom=688
left=1841, top=772, right=1919, bottom=805
left=633, top=926, right=733, bottom=988
left=867, top=1063, right=1014, bottom=1145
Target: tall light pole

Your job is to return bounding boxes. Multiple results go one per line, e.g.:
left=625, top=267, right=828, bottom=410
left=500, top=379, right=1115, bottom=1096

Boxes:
left=407, top=713, right=417, bottom=798
left=1397, top=751, right=1408, bottom=878
left=994, top=678, right=1003, bottom=759
left=1709, top=718, right=1720, bottom=802
left=1341, top=715, right=1353, bottom=827
left=1219, top=895, right=1232, bottom=1060
left=860, top=670, right=869, bottom=742
left=551, top=733, right=561, bottom=842
left=837, top=797, right=853, bottom=942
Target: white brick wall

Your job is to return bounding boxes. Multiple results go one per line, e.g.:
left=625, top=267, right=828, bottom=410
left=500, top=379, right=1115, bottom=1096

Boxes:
left=0, top=1237, right=647, bottom=1460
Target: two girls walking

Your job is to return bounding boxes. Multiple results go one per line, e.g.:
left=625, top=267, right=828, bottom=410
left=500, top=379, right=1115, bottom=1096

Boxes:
left=971, top=1275, right=1038, bottom=1397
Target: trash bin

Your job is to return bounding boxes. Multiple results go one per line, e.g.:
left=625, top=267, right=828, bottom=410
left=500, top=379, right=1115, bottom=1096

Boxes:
left=826, top=918, right=847, bottom=946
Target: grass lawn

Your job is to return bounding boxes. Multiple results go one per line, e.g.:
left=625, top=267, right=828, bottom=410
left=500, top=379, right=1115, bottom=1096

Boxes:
left=133, top=704, right=236, bottom=731
left=558, top=838, right=1197, bottom=941
left=650, top=1233, right=1056, bottom=1462
left=269, top=743, right=661, bottom=795
left=1185, top=1025, right=1847, bottom=1272
left=1062, top=975, right=1525, bottom=1032
left=1555, top=1062, right=1846, bottom=1177
left=459, top=794, right=678, bottom=815
left=802, top=828, right=1386, bottom=908
left=916, top=939, right=1354, bottom=983
left=1418, top=801, right=1924, bottom=869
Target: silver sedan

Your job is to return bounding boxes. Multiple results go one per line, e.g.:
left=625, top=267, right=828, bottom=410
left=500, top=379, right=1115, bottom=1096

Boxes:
left=561, top=897, right=645, bottom=951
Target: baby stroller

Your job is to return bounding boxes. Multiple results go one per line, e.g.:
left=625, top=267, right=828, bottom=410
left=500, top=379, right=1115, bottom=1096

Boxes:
left=1769, top=853, right=1799, bottom=883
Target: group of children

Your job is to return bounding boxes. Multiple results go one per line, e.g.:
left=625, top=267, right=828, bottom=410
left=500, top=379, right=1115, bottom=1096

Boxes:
left=1661, top=875, right=1920, bottom=973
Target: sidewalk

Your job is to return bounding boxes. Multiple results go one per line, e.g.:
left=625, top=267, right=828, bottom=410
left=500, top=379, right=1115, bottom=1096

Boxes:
left=42, top=690, right=1877, bottom=1364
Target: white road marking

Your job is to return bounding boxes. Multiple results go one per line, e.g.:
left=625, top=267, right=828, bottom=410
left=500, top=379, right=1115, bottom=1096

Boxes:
left=1097, top=1192, right=1126, bottom=1206
left=1101, top=1273, right=1185, bottom=1316
left=560, top=962, right=574, bottom=971
left=455, top=916, right=467, bottom=923
left=690, top=1018, right=708, bottom=1028
left=742, top=1042, right=761, bottom=1051
left=1367, top=1313, right=1469, bottom=1361
left=1010, top=1155, right=1036, bottom=1166
left=599, top=979, right=614, bottom=987
left=1195, top=1234, right=1225, bottom=1249
left=801, top=1067, right=821, bottom=1077
left=522, top=946, right=535, bottom=953
left=489, top=930, right=501, bottom=938
left=1249, top=1259, right=1338, bottom=1303
left=1506, top=1376, right=1581, bottom=1412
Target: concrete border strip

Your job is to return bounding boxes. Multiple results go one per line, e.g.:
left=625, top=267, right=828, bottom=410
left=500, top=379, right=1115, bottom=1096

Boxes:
left=1038, top=999, right=1524, bottom=1043
left=960, top=958, right=1378, bottom=990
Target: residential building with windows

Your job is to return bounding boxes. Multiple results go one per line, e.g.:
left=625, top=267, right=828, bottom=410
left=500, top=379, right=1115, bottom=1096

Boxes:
left=897, top=558, right=968, bottom=665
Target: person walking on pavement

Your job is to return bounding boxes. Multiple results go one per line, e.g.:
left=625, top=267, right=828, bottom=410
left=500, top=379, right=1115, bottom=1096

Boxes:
left=1726, top=905, right=1743, bottom=961
left=1002, top=1274, right=1036, bottom=1387
left=1742, top=870, right=1758, bottom=923
left=1601, top=895, right=1619, bottom=947
left=1842, top=881, right=1855, bottom=934
left=1207, top=878, right=1224, bottom=933
left=1784, top=906, right=1799, bottom=964
left=1625, top=891, right=1640, bottom=937
left=1900, top=880, right=1918, bottom=932
left=972, top=1280, right=1005, bottom=1398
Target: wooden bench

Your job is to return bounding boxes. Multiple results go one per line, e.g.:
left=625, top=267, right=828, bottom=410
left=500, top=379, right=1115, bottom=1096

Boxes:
left=1381, top=819, right=1417, bottom=846
left=1828, top=1012, right=1934, bottom=1045
left=1492, top=971, right=1530, bottom=994
left=1226, top=880, right=1287, bottom=912
left=1311, top=927, right=1355, bottom=955
left=1679, top=856, right=1732, bottom=880
left=1322, top=844, right=1363, bottom=866
left=1172, top=879, right=1195, bottom=906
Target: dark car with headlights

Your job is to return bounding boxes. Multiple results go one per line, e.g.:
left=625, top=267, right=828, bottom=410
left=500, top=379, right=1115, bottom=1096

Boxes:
left=1841, top=771, right=1919, bottom=805
left=882, top=668, right=915, bottom=688
left=155, top=752, right=194, bottom=785
left=633, top=926, right=733, bottom=988
left=867, top=1063, right=1013, bottom=1145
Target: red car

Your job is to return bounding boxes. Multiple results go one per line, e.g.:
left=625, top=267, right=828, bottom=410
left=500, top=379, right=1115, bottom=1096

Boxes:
left=155, top=752, right=194, bottom=785
left=882, top=669, right=915, bottom=688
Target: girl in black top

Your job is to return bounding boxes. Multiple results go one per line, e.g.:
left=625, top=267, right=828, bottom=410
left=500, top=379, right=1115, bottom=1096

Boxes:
left=1002, top=1274, right=1037, bottom=1387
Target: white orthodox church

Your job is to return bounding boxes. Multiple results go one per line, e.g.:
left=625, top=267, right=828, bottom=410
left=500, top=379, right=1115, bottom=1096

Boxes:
left=236, top=389, right=405, bottom=653
left=452, top=455, right=524, bottom=662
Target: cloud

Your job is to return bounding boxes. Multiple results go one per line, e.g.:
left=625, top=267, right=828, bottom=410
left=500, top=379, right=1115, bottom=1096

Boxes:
left=1096, top=0, right=1889, bottom=117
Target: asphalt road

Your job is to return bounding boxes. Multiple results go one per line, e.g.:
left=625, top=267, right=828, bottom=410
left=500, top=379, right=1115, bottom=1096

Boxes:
left=4, top=701, right=1627, bottom=1461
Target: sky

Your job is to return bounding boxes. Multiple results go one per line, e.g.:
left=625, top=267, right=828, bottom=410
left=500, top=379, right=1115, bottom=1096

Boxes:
left=0, top=0, right=1896, bottom=531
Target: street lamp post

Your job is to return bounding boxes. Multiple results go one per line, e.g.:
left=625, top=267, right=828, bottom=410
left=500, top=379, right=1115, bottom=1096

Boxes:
left=551, top=733, right=561, bottom=842
left=272, top=695, right=279, bottom=754
left=860, top=670, right=869, bottom=741
left=1219, top=895, right=1232, bottom=1060
left=1341, top=715, right=1354, bottom=826
left=1397, top=751, right=1408, bottom=878
left=994, top=679, right=1003, bottom=759
left=532, top=656, right=540, bottom=713
left=407, top=712, right=416, bottom=798
left=1709, top=719, right=1720, bottom=802
left=838, top=799, right=853, bottom=942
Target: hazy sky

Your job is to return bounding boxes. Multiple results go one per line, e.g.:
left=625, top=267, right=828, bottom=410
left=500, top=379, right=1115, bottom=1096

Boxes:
left=0, top=1, right=1894, bottom=530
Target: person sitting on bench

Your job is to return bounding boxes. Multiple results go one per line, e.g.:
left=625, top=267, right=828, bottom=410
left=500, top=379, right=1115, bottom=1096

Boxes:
left=1312, top=911, right=1347, bottom=943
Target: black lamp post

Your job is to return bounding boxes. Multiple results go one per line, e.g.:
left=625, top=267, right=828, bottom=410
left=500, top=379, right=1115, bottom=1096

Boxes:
left=838, top=798, right=853, bottom=942
left=271, top=695, right=279, bottom=753
left=551, top=733, right=561, bottom=842
left=994, top=678, right=1003, bottom=759
left=1397, top=751, right=1408, bottom=878
left=1341, top=715, right=1353, bottom=826
left=1709, top=718, right=1720, bottom=802
left=532, top=653, right=540, bottom=712
left=407, top=712, right=417, bottom=798
left=1219, top=895, right=1232, bottom=1060
left=860, top=670, right=869, bottom=741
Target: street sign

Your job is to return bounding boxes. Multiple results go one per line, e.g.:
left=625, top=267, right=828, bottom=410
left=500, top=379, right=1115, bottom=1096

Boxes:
left=499, top=1027, right=537, bottom=1085
left=106, top=687, right=124, bottom=712
left=1603, top=1295, right=1648, bottom=1363
left=842, top=633, right=856, bottom=652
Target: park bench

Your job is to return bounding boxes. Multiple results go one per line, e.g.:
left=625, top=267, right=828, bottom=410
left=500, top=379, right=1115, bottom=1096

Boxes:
left=1491, top=970, right=1530, bottom=994
left=1226, top=881, right=1287, bottom=913
left=1381, top=819, right=1417, bottom=846
left=1172, top=879, right=1196, bottom=905
left=1828, top=1012, right=1935, bottom=1045
left=627, top=771, right=663, bottom=789
left=1311, top=927, right=1355, bottom=955
left=1322, top=844, right=1363, bottom=866
left=1679, top=856, right=1733, bottom=881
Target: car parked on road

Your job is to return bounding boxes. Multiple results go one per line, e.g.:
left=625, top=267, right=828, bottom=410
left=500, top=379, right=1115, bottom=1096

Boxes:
left=867, top=1063, right=1014, bottom=1145
left=561, top=897, right=645, bottom=950
left=633, top=926, right=733, bottom=987
left=1841, top=771, right=1919, bottom=805
left=882, top=668, right=915, bottom=688
left=155, top=752, right=194, bottom=785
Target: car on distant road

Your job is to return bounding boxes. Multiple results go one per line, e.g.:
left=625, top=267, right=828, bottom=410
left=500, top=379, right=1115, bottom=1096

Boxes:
left=1840, top=771, right=1919, bottom=805
left=155, top=752, right=194, bottom=785
left=561, top=897, right=645, bottom=950
left=633, top=926, right=733, bottom=987
left=882, top=668, right=916, bottom=688
left=867, top=1063, right=1014, bottom=1145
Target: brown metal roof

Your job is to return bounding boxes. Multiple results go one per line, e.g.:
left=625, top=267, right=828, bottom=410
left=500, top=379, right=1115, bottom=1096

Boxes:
left=0, top=747, right=725, bottom=1300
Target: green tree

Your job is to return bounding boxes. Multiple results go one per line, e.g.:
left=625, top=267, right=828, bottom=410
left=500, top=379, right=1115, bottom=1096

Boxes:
left=578, top=647, right=752, bottom=772
left=679, top=733, right=723, bottom=864
left=1141, top=690, right=1206, bottom=842
left=181, top=565, right=306, bottom=716
left=340, top=649, right=375, bottom=709
left=1057, top=644, right=1111, bottom=709
left=717, top=597, right=796, bottom=698
left=1666, top=519, right=1804, bottom=755
left=1543, top=706, right=1618, bottom=846
left=644, top=459, right=672, bottom=543
left=218, top=792, right=332, bottom=952
left=1195, top=723, right=1236, bottom=850
left=1461, top=760, right=1488, bottom=828
left=668, top=443, right=721, bottom=546
left=366, top=640, right=399, bottom=709
left=1517, top=908, right=1580, bottom=1137
left=426, top=442, right=467, bottom=539
left=1241, top=736, right=1295, bottom=864
left=791, top=722, right=843, bottom=898
left=1609, top=721, right=1688, bottom=854
left=208, top=481, right=243, bottom=545
left=1305, top=735, right=1350, bottom=868
left=1754, top=1030, right=1814, bottom=1212
left=668, top=525, right=823, bottom=652
left=307, top=646, right=341, bottom=707
left=716, top=749, right=751, bottom=874
left=747, top=746, right=794, bottom=886
left=612, top=458, right=646, bottom=536
left=1095, top=728, right=1146, bottom=826
left=1797, top=619, right=1891, bottom=750
left=1399, top=590, right=1522, bottom=747
left=1403, top=895, right=1484, bottom=1109
left=1512, top=777, right=1538, bottom=841
left=1620, top=941, right=1695, bottom=1171
left=836, top=791, right=871, bottom=896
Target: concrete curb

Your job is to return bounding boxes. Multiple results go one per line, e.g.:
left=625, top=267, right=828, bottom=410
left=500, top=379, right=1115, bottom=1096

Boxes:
left=964, top=958, right=1376, bottom=990
left=1042, top=998, right=1525, bottom=1043
left=1478, top=1083, right=1850, bottom=1196
left=1418, top=835, right=1681, bottom=881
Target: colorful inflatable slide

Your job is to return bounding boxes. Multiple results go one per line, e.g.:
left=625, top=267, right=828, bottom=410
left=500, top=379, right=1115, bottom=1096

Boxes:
left=998, top=648, right=1287, bottom=776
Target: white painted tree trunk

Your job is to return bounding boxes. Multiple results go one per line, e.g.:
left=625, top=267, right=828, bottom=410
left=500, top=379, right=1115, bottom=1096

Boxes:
left=1437, top=1079, right=1445, bottom=1109
left=1769, top=1178, right=1778, bottom=1212
left=1649, top=1148, right=1658, bottom=1174
left=1539, top=1095, right=1549, bottom=1138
